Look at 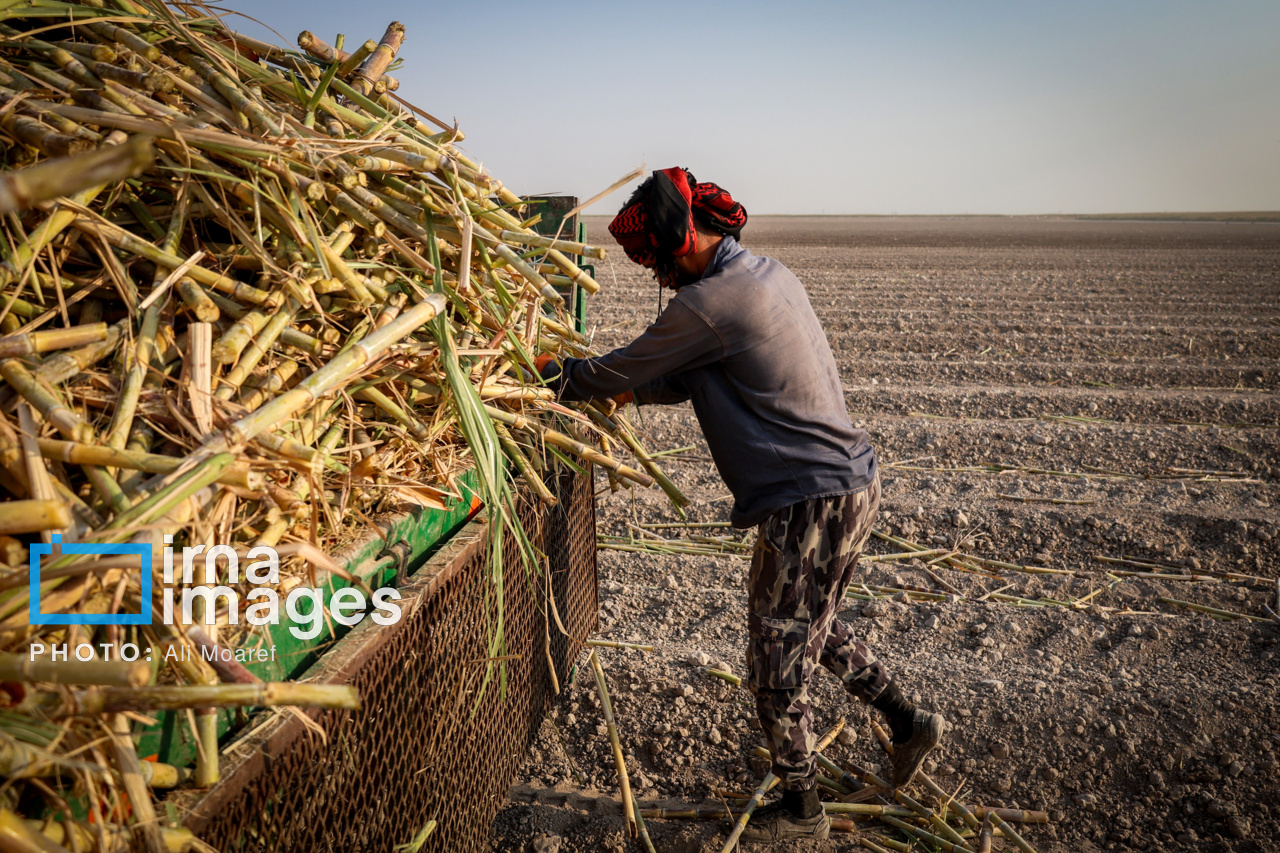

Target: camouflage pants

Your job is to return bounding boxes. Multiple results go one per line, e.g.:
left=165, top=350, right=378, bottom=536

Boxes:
left=746, top=475, right=887, bottom=790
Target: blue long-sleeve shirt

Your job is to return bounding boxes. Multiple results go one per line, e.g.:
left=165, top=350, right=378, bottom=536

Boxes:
left=555, top=236, right=876, bottom=527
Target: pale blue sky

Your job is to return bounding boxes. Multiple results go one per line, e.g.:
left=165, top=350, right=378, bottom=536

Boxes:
left=226, top=1, right=1280, bottom=215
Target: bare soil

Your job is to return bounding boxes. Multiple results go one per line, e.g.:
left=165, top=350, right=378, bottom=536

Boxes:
left=490, top=216, right=1280, bottom=853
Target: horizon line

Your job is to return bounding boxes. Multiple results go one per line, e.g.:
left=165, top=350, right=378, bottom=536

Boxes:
left=579, top=211, right=1280, bottom=221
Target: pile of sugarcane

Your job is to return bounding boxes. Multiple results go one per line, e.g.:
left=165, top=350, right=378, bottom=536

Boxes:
left=0, top=1, right=681, bottom=848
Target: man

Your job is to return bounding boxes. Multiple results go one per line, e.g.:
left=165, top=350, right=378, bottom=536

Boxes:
left=542, top=168, right=944, bottom=843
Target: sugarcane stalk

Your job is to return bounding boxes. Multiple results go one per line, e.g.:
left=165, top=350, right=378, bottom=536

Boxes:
left=218, top=27, right=320, bottom=80
left=497, top=230, right=607, bottom=260
left=894, top=787, right=970, bottom=848
left=136, top=759, right=191, bottom=789
left=8, top=395, right=124, bottom=519
left=589, top=649, right=636, bottom=836
left=751, top=744, right=871, bottom=795
left=0, top=359, right=90, bottom=441
left=827, top=804, right=915, bottom=817
left=68, top=215, right=277, bottom=306
left=987, top=811, right=1038, bottom=853
left=585, top=639, right=653, bottom=652
left=705, top=668, right=742, bottom=687
left=205, top=291, right=323, bottom=356
left=53, top=682, right=360, bottom=715
left=354, top=385, right=427, bottom=440
left=98, top=452, right=235, bottom=535
left=722, top=719, right=845, bottom=853
left=219, top=295, right=446, bottom=448
left=110, top=713, right=168, bottom=853
left=1160, top=596, right=1270, bottom=623
left=21, top=60, right=129, bottom=118
left=355, top=143, right=445, bottom=171
left=880, top=815, right=974, bottom=853
left=296, top=30, right=342, bottom=61
left=186, top=321, right=214, bottom=436
left=254, top=431, right=343, bottom=473
left=296, top=30, right=401, bottom=91
left=350, top=22, right=404, bottom=97
left=0, top=322, right=106, bottom=358
left=31, top=817, right=199, bottom=852
left=858, top=839, right=897, bottom=853
left=1, top=91, right=103, bottom=149
left=0, top=807, right=71, bottom=853
left=211, top=305, right=270, bottom=365
left=814, top=753, right=866, bottom=795
left=215, top=297, right=301, bottom=401
left=645, top=802, right=932, bottom=822
left=916, top=772, right=980, bottom=831
left=971, top=807, right=1049, bottom=824
left=489, top=242, right=563, bottom=306
left=483, top=405, right=653, bottom=486
left=32, top=320, right=125, bottom=384
left=631, top=794, right=657, bottom=853
left=0, top=111, right=93, bottom=158
left=0, top=123, right=127, bottom=289
left=0, top=653, right=149, bottom=687
left=0, top=498, right=73, bottom=535
left=184, top=589, right=220, bottom=789
left=182, top=625, right=258, bottom=686
left=90, top=60, right=170, bottom=92
left=84, top=19, right=161, bottom=62
left=176, top=48, right=283, bottom=135
left=817, top=773, right=853, bottom=796
left=336, top=39, right=377, bottom=77
left=495, top=424, right=554, bottom=505
left=176, top=277, right=219, bottom=321
left=105, top=302, right=161, bottom=452
left=318, top=239, right=376, bottom=305
left=596, top=409, right=687, bottom=506
left=374, top=292, right=407, bottom=330
left=238, top=358, right=300, bottom=410
left=105, top=185, right=186, bottom=454
left=977, top=815, right=993, bottom=853
left=55, top=40, right=116, bottom=62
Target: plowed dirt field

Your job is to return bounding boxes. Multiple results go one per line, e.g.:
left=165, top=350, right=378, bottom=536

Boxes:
left=492, top=216, right=1280, bottom=853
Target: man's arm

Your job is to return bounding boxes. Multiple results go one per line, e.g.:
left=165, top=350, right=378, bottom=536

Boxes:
left=631, top=371, right=693, bottom=405
left=554, top=300, right=723, bottom=402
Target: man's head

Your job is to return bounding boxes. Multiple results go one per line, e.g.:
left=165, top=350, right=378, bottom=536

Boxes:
left=609, top=167, right=748, bottom=288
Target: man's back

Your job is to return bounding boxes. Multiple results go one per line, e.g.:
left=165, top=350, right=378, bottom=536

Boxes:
left=635, top=237, right=877, bottom=526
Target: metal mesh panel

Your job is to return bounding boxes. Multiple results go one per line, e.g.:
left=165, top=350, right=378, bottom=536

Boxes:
left=178, top=467, right=597, bottom=852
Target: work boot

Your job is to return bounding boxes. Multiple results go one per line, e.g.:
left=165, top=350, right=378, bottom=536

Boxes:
left=890, top=709, right=946, bottom=787
left=734, top=787, right=830, bottom=845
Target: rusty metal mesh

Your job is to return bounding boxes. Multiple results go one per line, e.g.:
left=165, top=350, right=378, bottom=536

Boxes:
left=179, top=467, right=597, bottom=852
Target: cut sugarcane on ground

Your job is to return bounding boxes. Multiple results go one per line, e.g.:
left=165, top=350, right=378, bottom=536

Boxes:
left=493, top=216, right=1279, bottom=853
left=0, top=1, right=679, bottom=849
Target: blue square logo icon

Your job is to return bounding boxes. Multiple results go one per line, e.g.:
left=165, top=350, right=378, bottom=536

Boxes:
left=29, top=534, right=153, bottom=625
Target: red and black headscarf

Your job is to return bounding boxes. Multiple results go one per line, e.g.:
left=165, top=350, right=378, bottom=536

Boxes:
left=608, top=167, right=747, bottom=268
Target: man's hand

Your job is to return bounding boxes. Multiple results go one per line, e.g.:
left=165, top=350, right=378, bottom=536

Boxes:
left=534, top=353, right=562, bottom=382
left=536, top=353, right=633, bottom=406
